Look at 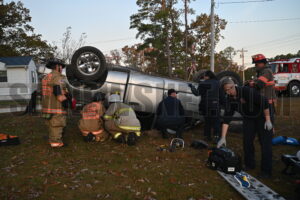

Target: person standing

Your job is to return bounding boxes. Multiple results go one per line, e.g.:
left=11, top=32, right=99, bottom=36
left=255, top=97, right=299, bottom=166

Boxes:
left=217, top=79, right=273, bottom=178
left=156, top=89, right=185, bottom=139
left=41, top=59, right=70, bottom=148
left=104, top=94, right=141, bottom=146
left=251, top=54, right=277, bottom=124
left=78, top=92, right=108, bottom=142
left=188, top=70, right=223, bottom=142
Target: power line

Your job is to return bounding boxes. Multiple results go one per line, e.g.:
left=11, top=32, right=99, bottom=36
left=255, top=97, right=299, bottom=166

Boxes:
left=242, top=35, right=300, bottom=51
left=247, top=38, right=300, bottom=52
left=87, top=37, right=136, bottom=45
left=243, top=33, right=300, bottom=48
left=250, top=37, right=300, bottom=49
left=219, top=0, right=274, bottom=4
left=229, top=17, right=300, bottom=23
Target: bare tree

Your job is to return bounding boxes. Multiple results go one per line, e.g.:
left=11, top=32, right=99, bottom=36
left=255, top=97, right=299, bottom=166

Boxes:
left=54, top=26, right=87, bottom=63
left=109, top=49, right=122, bottom=65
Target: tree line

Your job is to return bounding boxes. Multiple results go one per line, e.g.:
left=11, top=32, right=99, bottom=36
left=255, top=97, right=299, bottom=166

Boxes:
left=0, top=0, right=240, bottom=80
left=107, top=0, right=239, bottom=79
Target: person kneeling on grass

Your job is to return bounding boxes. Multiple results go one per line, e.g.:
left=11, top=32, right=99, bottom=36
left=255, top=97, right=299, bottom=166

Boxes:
left=78, top=92, right=109, bottom=142
left=217, top=78, right=273, bottom=179
left=103, top=94, right=141, bottom=146
left=155, top=89, right=185, bottom=139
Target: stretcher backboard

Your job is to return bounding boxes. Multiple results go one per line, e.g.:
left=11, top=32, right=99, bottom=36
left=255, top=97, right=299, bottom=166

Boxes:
left=218, top=170, right=285, bottom=200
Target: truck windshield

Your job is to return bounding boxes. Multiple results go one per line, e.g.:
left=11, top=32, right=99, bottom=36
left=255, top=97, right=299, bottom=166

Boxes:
left=270, top=64, right=277, bottom=73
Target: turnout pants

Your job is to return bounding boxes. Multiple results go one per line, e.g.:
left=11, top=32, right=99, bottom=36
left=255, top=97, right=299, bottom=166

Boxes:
left=105, top=120, right=140, bottom=139
left=78, top=119, right=109, bottom=141
left=45, top=114, right=66, bottom=145
left=243, top=117, right=273, bottom=175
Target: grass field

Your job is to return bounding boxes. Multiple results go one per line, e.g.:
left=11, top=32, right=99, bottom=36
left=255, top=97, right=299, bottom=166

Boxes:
left=0, top=97, right=299, bottom=200
left=0, top=100, right=29, bottom=108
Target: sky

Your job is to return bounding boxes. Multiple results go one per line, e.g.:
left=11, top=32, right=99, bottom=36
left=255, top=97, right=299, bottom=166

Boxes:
left=5, top=0, right=300, bottom=68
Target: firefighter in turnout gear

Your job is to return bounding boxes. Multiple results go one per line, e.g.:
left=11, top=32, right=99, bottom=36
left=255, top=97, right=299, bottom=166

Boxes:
left=104, top=94, right=141, bottom=146
left=251, top=54, right=277, bottom=124
left=78, top=92, right=108, bottom=142
left=42, top=59, right=70, bottom=148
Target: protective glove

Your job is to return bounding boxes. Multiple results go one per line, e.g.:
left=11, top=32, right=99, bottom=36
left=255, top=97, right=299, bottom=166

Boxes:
left=188, top=83, right=193, bottom=88
left=264, top=120, right=273, bottom=131
left=217, top=137, right=226, bottom=148
left=61, top=99, right=69, bottom=108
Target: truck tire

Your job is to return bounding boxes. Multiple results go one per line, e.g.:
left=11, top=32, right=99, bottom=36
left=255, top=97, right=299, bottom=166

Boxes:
left=216, top=71, right=242, bottom=86
left=193, top=70, right=206, bottom=82
left=288, top=81, right=300, bottom=97
left=71, top=46, right=107, bottom=82
left=66, top=64, right=76, bottom=82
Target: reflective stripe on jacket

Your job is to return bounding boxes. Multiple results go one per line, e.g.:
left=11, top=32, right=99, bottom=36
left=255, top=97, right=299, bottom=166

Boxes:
left=79, top=102, right=105, bottom=132
left=104, top=102, right=141, bottom=131
left=41, top=71, right=67, bottom=114
left=82, top=102, right=102, bottom=120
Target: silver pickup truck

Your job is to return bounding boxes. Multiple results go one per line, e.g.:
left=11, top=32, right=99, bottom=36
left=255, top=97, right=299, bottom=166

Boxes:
left=63, top=46, right=242, bottom=127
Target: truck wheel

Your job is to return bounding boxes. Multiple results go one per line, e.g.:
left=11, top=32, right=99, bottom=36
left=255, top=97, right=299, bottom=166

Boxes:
left=192, top=70, right=206, bottom=82
left=288, top=81, right=300, bottom=97
left=216, top=71, right=242, bottom=86
left=71, top=46, right=107, bottom=81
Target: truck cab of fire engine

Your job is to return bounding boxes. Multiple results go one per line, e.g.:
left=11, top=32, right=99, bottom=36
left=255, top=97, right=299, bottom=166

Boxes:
left=270, top=58, right=300, bottom=97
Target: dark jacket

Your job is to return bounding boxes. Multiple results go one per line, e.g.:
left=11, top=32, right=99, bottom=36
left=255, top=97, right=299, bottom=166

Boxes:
left=156, top=96, right=185, bottom=119
left=190, top=79, right=224, bottom=111
left=255, top=66, right=277, bottom=102
left=223, top=86, right=269, bottom=124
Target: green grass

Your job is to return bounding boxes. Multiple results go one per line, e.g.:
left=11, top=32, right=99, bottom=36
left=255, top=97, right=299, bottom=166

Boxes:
left=0, top=97, right=299, bottom=200
left=0, top=100, right=30, bottom=108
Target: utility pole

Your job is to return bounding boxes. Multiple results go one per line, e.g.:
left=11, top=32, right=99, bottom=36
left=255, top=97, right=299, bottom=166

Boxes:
left=184, top=0, right=188, bottom=80
left=210, top=0, right=215, bottom=72
left=237, top=48, right=248, bottom=82
left=162, top=0, right=172, bottom=77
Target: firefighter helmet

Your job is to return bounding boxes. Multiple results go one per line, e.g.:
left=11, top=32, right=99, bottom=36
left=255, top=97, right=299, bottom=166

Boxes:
left=108, top=94, right=121, bottom=103
left=252, top=54, right=267, bottom=64
left=93, top=92, right=106, bottom=102
left=46, top=59, right=66, bottom=69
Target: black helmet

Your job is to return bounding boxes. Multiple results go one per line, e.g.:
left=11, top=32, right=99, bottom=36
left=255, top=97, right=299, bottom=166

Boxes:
left=93, top=92, right=106, bottom=102
left=46, top=59, right=66, bottom=69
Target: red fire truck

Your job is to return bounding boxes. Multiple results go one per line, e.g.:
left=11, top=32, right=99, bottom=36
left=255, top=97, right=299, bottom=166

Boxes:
left=269, top=58, right=300, bottom=97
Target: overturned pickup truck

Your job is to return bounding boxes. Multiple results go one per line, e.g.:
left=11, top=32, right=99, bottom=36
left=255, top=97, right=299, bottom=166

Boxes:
left=53, top=46, right=242, bottom=127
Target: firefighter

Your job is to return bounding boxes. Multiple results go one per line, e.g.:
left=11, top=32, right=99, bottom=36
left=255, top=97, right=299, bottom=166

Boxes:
left=78, top=92, right=108, bottom=142
left=217, top=79, right=273, bottom=178
left=41, top=59, right=70, bottom=148
left=251, top=54, right=277, bottom=124
left=188, top=70, right=224, bottom=142
left=103, top=94, right=141, bottom=146
left=156, top=89, right=185, bottom=139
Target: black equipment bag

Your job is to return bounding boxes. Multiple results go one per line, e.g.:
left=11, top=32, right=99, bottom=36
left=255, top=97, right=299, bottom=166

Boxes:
left=207, top=147, right=242, bottom=174
left=0, top=133, right=20, bottom=146
left=281, top=154, right=300, bottom=175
